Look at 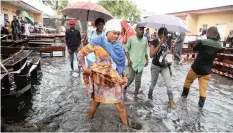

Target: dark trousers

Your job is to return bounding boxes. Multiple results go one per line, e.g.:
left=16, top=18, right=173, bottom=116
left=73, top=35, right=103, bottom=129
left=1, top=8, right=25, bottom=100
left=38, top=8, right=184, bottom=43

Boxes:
left=68, top=48, right=78, bottom=70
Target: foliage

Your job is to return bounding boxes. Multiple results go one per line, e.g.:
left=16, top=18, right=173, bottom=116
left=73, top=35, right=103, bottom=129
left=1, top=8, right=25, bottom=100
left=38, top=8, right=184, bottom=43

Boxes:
left=97, top=0, right=141, bottom=24
left=42, top=0, right=68, bottom=18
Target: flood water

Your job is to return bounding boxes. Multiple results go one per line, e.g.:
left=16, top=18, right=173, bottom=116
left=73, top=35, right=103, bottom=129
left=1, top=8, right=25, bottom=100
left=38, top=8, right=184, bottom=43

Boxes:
left=3, top=54, right=233, bottom=132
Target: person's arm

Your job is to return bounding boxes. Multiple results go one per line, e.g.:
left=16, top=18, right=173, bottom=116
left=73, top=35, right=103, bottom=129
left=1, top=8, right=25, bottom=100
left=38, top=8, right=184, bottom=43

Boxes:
left=150, top=39, right=163, bottom=58
left=65, top=30, right=72, bottom=53
left=65, top=30, right=68, bottom=44
left=78, top=30, right=81, bottom=41
left=124, top=37, right=132, bottom=66
left=77, top=30, right=82, bottom=49
left=78, top=44, right=95, bottom=73
left=145, top=40, right=149, bottom=66
left=190, top=40, right=201, bottom=52
left=123, top=32, right=127, bottom=45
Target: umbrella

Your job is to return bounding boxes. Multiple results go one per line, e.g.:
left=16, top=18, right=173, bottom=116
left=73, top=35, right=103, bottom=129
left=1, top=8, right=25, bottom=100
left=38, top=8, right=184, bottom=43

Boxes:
left=120, top=20, right=135, bottom=44
left=16, top=10, right=29, bottom=18
left=121, top=20, right=135, bottom=38
left=25, top=17, right=34, bottom=24
left=62, top=2, right=113, bottom=22
left=138, top=14, right=189, bottom=33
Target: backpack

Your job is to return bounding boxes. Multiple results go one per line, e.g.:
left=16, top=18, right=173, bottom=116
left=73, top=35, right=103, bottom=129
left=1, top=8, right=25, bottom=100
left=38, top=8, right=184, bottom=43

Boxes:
left=158, top=48, right=173, bottom=67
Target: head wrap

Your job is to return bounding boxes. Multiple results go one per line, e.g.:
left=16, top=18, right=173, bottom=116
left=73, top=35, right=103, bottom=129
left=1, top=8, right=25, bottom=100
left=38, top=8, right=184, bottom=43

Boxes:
left=90, top=19, right=125, bottom=75
left=104, top=19, right=122, bottom=33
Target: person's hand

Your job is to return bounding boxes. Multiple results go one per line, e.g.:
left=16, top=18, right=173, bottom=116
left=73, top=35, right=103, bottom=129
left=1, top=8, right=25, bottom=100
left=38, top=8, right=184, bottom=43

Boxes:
left=82, top=65, right=91, bottom=74
left=68, top=48, right=71, bottom=53
left=188, top=41, right=197, bottom=48
left=145, top=60, right=149, bottom=67
left=128, top=59, right=132, bottom=67
left=159, top=37, right=166, bottom=45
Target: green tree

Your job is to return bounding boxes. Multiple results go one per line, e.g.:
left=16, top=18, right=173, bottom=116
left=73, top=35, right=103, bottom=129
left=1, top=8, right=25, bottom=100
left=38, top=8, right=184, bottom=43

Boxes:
left=97, top=0, right=141, bottom=24
left=42, top=0, right=68, bottom=25
left=42, top=0, right=68, bottom=18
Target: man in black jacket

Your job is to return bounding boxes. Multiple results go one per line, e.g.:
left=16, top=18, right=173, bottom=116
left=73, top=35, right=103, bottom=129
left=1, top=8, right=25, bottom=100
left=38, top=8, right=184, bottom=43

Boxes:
left=65, top=19, right=81, bottom=71
left=11, top=16, right=20, bottom=40
left=181, top=27, right=222, bottom=109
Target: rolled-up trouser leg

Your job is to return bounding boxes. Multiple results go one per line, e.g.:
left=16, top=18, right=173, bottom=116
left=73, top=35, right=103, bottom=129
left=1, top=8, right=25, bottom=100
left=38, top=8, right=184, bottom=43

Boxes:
left=126, top=66, right=136, bottom=88
left=134, top=70, right=143, bottom=94
left=182, top=68, right=198, bottom=98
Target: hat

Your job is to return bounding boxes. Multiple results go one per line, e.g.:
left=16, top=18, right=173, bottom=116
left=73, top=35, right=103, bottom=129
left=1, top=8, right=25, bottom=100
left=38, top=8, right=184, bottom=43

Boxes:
left=136, top=23, right=145, bottom=28
left=69, top=19, right=76, bottom=25
left=104, top=19, right=122, bottom=33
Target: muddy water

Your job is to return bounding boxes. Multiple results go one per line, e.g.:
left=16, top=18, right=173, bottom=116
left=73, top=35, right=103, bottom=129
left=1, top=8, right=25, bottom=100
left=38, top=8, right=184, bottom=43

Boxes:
left=4, top=56, right=233, bottom=132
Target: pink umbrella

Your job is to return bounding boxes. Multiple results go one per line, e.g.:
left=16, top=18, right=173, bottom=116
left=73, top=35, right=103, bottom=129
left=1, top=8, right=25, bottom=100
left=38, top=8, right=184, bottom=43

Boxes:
left=119, top=20, right=135, bottom=45
left=62, top=2, right=113, bottom=22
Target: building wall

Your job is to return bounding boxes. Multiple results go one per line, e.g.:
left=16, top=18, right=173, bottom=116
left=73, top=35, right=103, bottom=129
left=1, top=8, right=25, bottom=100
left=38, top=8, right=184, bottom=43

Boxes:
left=1, top=2, right=17, bottom=22
left=186, top=14, right=198, bottom=35
left=1, top=1, right=42, bottom=24
left=34, top=13, right=42, bottom=23
left=196, top=12, right=233, bottom=38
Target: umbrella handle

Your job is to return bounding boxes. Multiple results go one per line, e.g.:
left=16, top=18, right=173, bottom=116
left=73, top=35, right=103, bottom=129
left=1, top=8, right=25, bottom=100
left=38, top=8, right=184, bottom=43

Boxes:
left=87, top=10, right=90, bottom=21
left=119, top=28, right=130, bottom=40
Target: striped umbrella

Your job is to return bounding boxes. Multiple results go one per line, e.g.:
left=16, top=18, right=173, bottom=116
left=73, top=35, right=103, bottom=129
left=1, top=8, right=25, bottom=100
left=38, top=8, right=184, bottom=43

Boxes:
left=62, top=2, right=113, bottom=22
left=25, top=17, right=34, bottom=24
left=16, top=10, right=29, bottom=18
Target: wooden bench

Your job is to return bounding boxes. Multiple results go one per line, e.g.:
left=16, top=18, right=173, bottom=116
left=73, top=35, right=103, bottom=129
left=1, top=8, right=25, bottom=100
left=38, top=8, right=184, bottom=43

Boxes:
left=39, top=45, right=66, bottom=57
left=27, top=57, right=42, bottom=85
left=2, top=50, right=32, bottom=71
left=1, top=46, right=21, bottom=60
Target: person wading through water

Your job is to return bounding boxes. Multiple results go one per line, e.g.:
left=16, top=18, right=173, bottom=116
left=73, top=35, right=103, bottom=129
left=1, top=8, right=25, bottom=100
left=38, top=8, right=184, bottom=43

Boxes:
left=148, top=27, right=176, bottom=108
left=124, top=24, right=149, bottom=101
left=78, top=19, right=129, bottom=125
left=85, top=18, right=106, bottom=68
left=181, top=26, right=222, bottom=109
left=65, top=19, right=82, bottom=71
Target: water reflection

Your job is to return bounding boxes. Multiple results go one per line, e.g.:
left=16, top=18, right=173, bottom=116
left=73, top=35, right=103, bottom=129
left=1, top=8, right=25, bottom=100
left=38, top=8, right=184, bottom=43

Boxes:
left=3, top=57, right=233, bottom=132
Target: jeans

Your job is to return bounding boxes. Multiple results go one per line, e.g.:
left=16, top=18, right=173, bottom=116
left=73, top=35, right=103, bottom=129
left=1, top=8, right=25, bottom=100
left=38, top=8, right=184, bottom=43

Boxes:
left=148, top=64, right=173, bottom=100
left=68, top=48, right=78, bottom=70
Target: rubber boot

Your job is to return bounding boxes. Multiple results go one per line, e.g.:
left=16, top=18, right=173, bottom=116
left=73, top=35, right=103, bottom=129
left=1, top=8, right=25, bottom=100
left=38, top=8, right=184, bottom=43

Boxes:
left=148, top=89, right=153, bottom=100
left=198, top=96, right=206, bottom=108
left=181, top=87, right=190, bottom=98
left=71, top=62, right=74, bottom=71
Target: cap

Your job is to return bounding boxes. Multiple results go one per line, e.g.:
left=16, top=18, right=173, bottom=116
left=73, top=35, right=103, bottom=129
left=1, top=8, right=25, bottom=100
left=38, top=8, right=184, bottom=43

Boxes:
left=69, top=19, right=76, bottom=25
left=136, top=23, right=145, bottom=28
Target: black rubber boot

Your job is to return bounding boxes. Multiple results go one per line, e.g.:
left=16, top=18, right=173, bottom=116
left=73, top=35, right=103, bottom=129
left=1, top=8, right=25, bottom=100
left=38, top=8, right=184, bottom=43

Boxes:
left=181, top=87, right=190, bottom=98
left=148, top=89, right=153, bottom=100
left=71, top=63, right=74, bottom=70
left=198, top=96, right=206, bottom=108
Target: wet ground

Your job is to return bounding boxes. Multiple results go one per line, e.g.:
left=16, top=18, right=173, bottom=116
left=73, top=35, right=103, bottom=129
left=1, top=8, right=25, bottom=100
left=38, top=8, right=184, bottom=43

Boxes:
left=3, top=54, right=233, bottom=132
